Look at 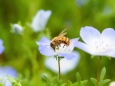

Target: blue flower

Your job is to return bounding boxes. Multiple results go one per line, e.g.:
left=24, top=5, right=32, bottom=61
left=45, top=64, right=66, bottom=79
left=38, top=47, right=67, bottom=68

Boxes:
left=31, top=10, right=52, bottom=32
left=0, top=39, right=4, bottom=54
left=76, top=26, right=115, bottom=57
left=0, top=66, right=17, bottom=86
left=36, top=36, right=79, bottom=60
left=11, top=24, right=23, bottom=34
left=76, top=0, right=89, bottom=7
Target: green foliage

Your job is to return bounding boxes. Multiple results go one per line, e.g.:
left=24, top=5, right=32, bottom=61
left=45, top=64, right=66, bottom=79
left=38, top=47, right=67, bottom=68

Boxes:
left=0, top=0, right=115, bottom=86
left=7, top=75, right=22, bottom=86
left=42, top=74, right=66, bottom=86
left=0, top=85, right=3, bottom=86
left=91, top=67, right=110, bottom=86
left=67, top=72, right=88, bottom=86
left=91, top=78, right=97, bottom=85
left=42, top=72, right=88, bottom=86
left=0, top=68, right=110, bottom=86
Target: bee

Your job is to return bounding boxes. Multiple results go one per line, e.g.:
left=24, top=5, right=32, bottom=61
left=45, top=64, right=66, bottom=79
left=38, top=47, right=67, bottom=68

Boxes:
left=50, top=29, right=70, bottom=50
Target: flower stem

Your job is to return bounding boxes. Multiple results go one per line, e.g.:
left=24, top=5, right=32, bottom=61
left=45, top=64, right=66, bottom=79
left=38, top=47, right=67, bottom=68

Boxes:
left=58, top=57, right=61, bottom=80
left=96, top=56, right=102, bottom=86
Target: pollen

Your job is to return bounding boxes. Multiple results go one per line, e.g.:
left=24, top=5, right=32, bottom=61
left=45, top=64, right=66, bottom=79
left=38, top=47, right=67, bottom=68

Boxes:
left=92, top=39, right=110, bottom=53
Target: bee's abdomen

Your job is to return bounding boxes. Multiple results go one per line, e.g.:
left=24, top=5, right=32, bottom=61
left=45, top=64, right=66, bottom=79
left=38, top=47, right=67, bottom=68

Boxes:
left=58, top=37, right=70, bottom=46
left=50, top=36, right=70, bottom=50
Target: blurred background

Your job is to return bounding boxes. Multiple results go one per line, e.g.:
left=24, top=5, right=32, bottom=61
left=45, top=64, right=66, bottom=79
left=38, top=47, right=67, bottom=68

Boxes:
left=0, top=0, right=115, bottom=86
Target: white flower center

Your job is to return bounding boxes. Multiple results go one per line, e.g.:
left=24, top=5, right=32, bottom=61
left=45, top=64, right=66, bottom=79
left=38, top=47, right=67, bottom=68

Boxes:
left=92, top=39, right=109, bottom=53
left=55, top=43, right=69, bottom=53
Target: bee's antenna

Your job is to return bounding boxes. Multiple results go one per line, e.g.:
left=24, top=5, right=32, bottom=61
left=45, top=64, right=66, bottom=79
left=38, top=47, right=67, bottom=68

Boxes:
left=58, top=28, right=67, bottom=37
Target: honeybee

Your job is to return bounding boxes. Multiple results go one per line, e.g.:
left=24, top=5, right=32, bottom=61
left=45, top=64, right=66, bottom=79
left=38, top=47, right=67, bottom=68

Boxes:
left=50, top=29, right=70, bottom=50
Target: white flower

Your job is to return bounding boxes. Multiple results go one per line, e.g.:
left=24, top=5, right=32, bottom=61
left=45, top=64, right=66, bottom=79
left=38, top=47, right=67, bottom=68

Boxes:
left=0, top=39, right=4, bottom=54
left=76, top=26, right=115, bottom=57
left=45, top=51, right=80, bottom=74
left=12, top=24, right=23, bottom=34
left=0, top=66, right=17, bottom=86
left=31, top=10, right=52, bottom=32
left=109, top=82, right=115, bottom=86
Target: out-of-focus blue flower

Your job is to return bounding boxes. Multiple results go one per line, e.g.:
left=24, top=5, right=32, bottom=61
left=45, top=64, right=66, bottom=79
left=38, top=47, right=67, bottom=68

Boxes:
left=76, top=0, right=89, bottom=7
left=0, top=39, right=4, bottom=54
left=11, top=24, right=23, bottom=34
left=0, top=66, right=17, bottom=86
left=36, top=36, right=79, bottom=60
left=45, top=51, right=80, bottom=74
left=102, top=6, right=112, bottom=15
left=76, top=26, right=115, bottom=57
left=31, top=10, right=52, bottom=32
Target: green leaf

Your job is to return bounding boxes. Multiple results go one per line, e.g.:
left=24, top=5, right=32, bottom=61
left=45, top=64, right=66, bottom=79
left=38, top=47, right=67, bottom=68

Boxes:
left=82, top=80, right=88, bottom=85
left=7, top=76, right=16, bottom=83
left=100, top=67, right=106, bottom=81
left=106, top=56, right=111, bottom=60
left=16, top=82, right=22, bottom=86
left=0, top=83, right=3, bottom=86
left=72, top=82, right=78, bottom=86
left=41, top=74, right=50, bottom=83
left=76, top=72, right=81, bottom=85
left=67, top=73, right=88, bottom=86
left=91, top=78, right=97, bottom=85
left=98, top=67, right=109, bottom=86
left=67, top=80, right=72, bottom=86
left=52, top=77, right=64, bottom=86
left=103, top=79, right=111, bottom=84
left=91, top=55, right=95, bottom=59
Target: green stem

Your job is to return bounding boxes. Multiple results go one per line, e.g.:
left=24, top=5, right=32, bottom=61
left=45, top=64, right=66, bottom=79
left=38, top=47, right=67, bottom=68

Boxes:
left=58, top=57, right=61, bottom=80
left=96, top=56, right=102, bottom=86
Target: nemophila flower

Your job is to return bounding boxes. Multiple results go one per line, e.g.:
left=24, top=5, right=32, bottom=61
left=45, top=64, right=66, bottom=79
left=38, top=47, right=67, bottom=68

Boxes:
left=31, top=10, right=52, bottom=32
left=11, top=24, right=23, bottom=34
left=109, top=81, right=115, bottom=86
left=76, top=26, right=115, bottom=57
left=45, top=51, right=80, bottom=74
left=0, top=39, right=4, bottom=54
left=36, top=36, right=79, bottom=60
left=76, top=0, right=89, bottom=7
left=0, top=66, right=17, bottom=86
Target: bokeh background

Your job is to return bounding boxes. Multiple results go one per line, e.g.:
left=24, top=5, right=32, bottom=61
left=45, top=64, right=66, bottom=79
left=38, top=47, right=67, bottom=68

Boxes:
left=0, top=0, right=115, bottom=86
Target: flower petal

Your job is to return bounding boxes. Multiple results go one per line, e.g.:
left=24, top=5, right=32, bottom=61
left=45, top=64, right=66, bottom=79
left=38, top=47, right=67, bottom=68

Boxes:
left=80, top=26, right=100, bottom=45
left=0, top=40, right=4, bottom=54
left=0, top=66, right=17, bottom=78
left=101, top=48, right=115, bottom=58
left=76, top=41, right=93, bottom=54
left=31, top=10, right=52, bottom=32
left=4, top=66, right=17, bottom=78
left=36, top=37, right=51, bottom=46
left=4, top=80, right=12, bottom=86
left=45, top=51, right=80, bottom=74
left=58, top=51, right=79, bottom=60
left=109, top=81, right=115, bottom=86
left=67, top=38, right=79, bottom=52
left=109, top=52, right=115, bottom=58
left=0, top=66, right=17, bottom=86
left=38, top=45, right=56, bottom=56
left=101, top=28, right=115, bottom=44
left=0, top=46, right=4, bottom=54
left=12, top=24, right=23, bottom=34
